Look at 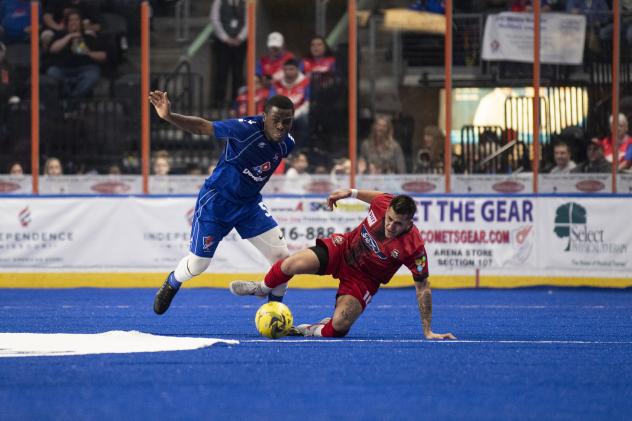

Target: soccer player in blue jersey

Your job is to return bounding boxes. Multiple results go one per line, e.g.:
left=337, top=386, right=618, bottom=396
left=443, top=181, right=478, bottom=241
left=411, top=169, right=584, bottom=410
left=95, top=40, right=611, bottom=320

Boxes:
left=148, top=91, right=296, bottom=314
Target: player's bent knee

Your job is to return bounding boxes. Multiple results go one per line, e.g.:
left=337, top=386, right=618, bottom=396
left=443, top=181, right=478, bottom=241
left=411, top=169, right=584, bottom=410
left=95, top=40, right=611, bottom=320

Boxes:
left=187, top=254, right=212, bottom=276
left=248, top=227, right=290, bottom=264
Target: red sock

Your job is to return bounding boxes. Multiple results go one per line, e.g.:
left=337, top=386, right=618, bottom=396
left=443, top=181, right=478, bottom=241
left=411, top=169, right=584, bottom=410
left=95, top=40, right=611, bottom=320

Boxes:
left=264, top=259, right=293, bottom=289
left=320, top=320, right=348, bottom=338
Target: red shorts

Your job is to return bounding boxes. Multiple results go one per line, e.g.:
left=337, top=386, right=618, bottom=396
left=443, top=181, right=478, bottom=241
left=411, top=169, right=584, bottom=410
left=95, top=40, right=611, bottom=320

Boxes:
left=317, top=236, right=379, bottom=309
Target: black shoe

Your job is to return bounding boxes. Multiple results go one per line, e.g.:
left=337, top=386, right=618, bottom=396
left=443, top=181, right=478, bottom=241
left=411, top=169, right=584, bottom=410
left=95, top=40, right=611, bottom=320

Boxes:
left=154, top=273, right=179, bottom=315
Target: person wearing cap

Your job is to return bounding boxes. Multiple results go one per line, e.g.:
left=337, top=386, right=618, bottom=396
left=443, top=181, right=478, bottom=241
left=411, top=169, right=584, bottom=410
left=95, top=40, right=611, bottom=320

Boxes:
left=269, top=58, right=310, bottom=146
left=571, top=141, right=612, bottom=173
left=256, top=31, right=295, bottom=85
left=209, top=0, right=248, bottom=109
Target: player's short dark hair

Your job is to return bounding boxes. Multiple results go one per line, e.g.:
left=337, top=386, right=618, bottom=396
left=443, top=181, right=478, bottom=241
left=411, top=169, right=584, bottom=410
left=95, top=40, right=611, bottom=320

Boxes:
left=389, top=195, right=417, bottom=218
left=284, top=58, right=299, bottom=67
left=264, top=95, right=294, bottom=113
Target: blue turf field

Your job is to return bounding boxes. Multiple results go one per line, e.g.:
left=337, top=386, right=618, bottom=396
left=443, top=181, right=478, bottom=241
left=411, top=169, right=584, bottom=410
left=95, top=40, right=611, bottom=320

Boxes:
left=0, top=287, right=631, bottom=420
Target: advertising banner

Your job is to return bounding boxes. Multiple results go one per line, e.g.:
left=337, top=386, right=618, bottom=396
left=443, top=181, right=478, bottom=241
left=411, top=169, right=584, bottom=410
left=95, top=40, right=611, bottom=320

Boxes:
left=539, top=174, right=613, bottom=194
left=482, top=12, right=586, bottom=64
left=452, top=174, right=533, bottom=194
left=0, top=196, right=630, bottom=283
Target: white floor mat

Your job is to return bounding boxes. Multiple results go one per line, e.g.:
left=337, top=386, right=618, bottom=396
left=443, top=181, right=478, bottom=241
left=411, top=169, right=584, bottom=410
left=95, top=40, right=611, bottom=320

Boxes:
left=0, top=330, right=239, bottom=357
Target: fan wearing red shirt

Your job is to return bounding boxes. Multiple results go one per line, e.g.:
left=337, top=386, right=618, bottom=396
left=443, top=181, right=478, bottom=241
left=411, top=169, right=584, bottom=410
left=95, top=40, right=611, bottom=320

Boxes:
left=230, top=189, right=456, bottom=340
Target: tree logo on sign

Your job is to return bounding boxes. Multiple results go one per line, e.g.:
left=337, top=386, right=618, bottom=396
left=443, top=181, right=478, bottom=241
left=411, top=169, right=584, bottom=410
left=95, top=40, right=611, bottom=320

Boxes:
left=553, top=203, right=587, bottom=251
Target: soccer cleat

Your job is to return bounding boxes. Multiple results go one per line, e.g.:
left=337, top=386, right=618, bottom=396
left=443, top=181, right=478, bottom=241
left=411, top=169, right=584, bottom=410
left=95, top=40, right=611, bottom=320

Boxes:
left=229, top=280, right=269, bottom=298
left=287, top=317, right=332, bottom=337
left=153, top=273, right=180, bottom=315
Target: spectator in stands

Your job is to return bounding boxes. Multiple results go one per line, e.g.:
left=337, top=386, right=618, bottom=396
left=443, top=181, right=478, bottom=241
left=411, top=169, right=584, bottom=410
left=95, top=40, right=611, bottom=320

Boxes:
left=8, top=162, right=23, bottom=175
left=548, top=141, right=577, bottom=174
left=572, top=142, right=612, bottom=173
left=44, top=157, right=63, bottom=176
left=599, top=0, right=632, bottom=48
left=409, top=0, right=445, bottom=13
left=185, top=162, right=203, bottom=175
left=414, top=126, right=444, bottom=174
left=152, top=150, right=171, bottom=176
left=284, top=151, right=312, bottom=193
left=231, top=74, right=269, bottom=117
left=566, top=0, right=609, bottom=52
left=0, top=41, right=14, bottom=104
left=256, top=31, right=295, bottom=86
left=300, top=36, right=336, bottom=79
left=330, top=156, right=373, bottom=180
left=41, top=0, right=101, bottom=52
left=269, top=58, right=310, bottom=143
left=0, top=0, right=39, bottom=44
left=360, top=115, right=406, bottom=174
left=209, top=0, right=247, bottom=110
left=620, top=143, right=632, bottom=171
left=594, top=113, right=632, bottom=165
left=46, top=10, right=106, bottom=102
left=108, top=164, right=121, bottom=175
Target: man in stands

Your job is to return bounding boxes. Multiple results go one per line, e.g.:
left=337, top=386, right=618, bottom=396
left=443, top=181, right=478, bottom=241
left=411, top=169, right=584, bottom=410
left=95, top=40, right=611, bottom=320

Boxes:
left=269, top=58, right=310, bottom=145
left=594, top=113, right=632, bottom=165
left=230, top=188, right=456, bottom=340
left=256, top=31, right=294, bottom=85
left=548, top=141, right=576, bottom=174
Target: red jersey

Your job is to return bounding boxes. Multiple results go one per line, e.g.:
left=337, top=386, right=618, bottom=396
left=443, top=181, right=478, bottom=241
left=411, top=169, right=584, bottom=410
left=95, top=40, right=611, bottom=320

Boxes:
left=257, top=51, right=295, bottom=83
left=598, top=134, right=632, bottom=163
left=335, top=194, right=428, bottom=286
left=300, top=56, right=336, bottom=77
left=270, top=74, right=310, bottom=112
left=234, top=86, right=270, bottom=117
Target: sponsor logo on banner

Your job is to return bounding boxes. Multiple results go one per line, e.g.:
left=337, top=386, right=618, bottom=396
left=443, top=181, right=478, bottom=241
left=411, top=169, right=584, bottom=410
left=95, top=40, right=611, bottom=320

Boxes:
left=401, top=180, right=437, bottom=193
left=575, top=179, right=605, bottom=193
left=553, top=202, right=626, bottom=254
left=0, top=181, right=20, bottom=193
left=492, top=180, right=525, bottom=193
left=310, top=202, right=329, bottom=212
left=18, top=207, right=31, bottom=227
left=90, top=181, right=131, bottom=194
left=361, top=225, right=387, bottom=260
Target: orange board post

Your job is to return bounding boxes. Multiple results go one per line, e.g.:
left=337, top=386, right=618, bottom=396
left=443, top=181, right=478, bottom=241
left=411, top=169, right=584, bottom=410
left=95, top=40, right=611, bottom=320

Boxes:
left=141, top=1, right=150, bottom=194
left=532, top=1, right=541, bottom=193
left=611, top=0, right=620, bottom=193
left=444, top=0, right=452, bottom=193
left=247, top=0, right=256, bottom=116
left=30, top=1, right=40, bottom=194
left=348, top=0, right=357, bottom=189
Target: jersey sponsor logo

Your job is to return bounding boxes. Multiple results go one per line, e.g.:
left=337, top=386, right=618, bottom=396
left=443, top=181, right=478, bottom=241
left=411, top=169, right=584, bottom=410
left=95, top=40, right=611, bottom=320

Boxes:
left=242, top=168, right=267, bottom=182
left=391, top=249, right=399, bottom=259
left=367, top=210, right=377, bottom=226
left=253, top=161, right=271, bottom=175
left=202, top=236, right=214, bottom=250
left=361, top=225, right=387, bottom=260
left=332, top=234, right=344, bottom=245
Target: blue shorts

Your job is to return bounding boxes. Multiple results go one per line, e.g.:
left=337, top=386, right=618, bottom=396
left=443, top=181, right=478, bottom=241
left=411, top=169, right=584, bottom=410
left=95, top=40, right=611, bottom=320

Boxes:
left=189, top=185, right=277, bottom=257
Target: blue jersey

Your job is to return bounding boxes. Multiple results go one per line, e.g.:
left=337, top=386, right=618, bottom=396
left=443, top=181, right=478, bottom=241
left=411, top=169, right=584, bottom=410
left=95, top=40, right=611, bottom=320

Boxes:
left=206, top=115, right=295, bottom=203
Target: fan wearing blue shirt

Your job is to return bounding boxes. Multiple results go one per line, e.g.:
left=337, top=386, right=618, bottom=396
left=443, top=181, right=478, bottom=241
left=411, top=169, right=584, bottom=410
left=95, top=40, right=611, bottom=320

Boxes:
left=148, top=91, right=295, bottom=315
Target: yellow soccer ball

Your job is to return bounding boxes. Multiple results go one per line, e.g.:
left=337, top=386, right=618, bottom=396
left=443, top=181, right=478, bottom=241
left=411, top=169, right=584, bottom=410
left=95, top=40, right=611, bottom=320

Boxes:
left=255, top=301, right=293, bottom=339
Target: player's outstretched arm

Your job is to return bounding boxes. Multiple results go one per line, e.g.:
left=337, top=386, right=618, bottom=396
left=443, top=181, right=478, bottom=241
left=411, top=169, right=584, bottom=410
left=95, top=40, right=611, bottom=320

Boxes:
left=414, top=276, right=456, bottom=340
left=149, top=90, right=214, bottom=136
left=327, top=189, right=385, bottom=209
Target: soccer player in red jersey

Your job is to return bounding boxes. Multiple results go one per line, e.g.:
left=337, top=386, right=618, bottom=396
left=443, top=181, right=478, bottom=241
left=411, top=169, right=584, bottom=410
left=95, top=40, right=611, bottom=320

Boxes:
left=230, top=189, right=456, bottom=340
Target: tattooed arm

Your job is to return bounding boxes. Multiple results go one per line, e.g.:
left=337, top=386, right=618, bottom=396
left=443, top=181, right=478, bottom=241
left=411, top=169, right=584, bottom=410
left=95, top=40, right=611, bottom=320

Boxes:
left=414, top=275, right=456, bottom=340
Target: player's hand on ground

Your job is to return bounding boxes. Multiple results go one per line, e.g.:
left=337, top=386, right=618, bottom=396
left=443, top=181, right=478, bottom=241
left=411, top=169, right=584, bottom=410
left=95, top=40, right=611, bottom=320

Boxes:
left=327, top=189, right=352, bottom=209
left=149, top=91, right=171, bottom=120
left=425, top=331, right=457, bottom=340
